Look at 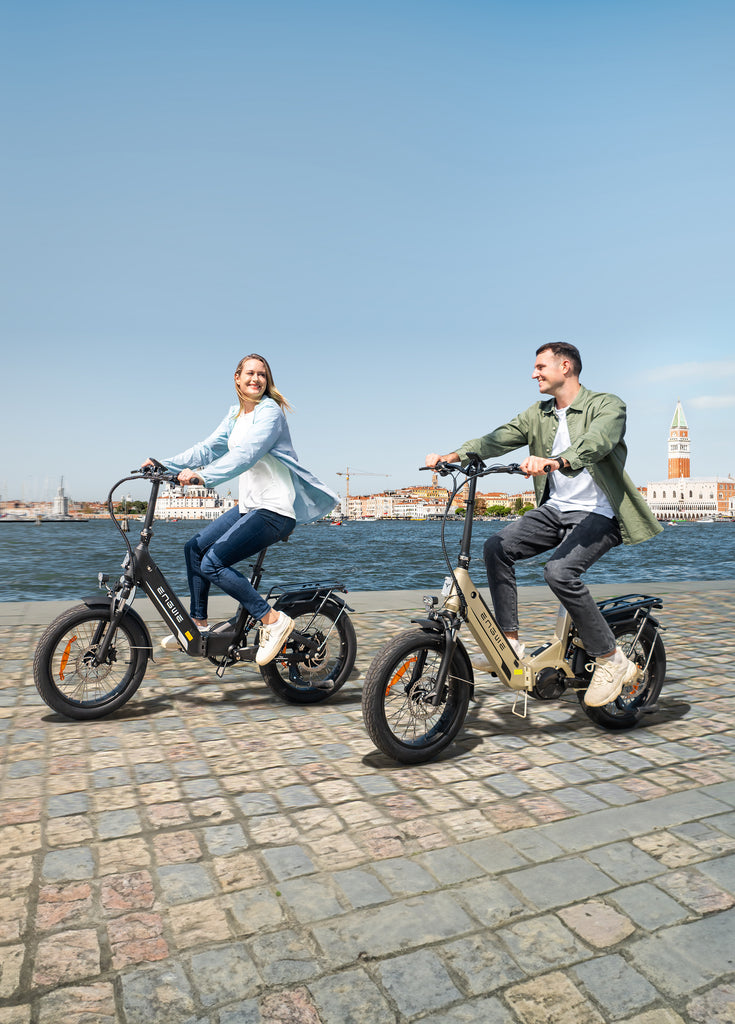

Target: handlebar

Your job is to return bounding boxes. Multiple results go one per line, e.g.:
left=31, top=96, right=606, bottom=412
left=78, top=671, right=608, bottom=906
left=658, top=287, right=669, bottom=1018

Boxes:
left=133, top=461, right=199, bottom=486
left=420, top=458, right=525, bottom=479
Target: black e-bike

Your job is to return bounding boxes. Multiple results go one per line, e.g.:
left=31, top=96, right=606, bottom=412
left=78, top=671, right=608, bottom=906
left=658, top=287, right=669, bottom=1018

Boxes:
left=34, top=462, right=356, bottom=720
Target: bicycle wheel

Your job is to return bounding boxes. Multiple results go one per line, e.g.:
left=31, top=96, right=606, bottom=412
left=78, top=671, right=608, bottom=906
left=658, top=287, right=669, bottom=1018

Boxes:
left=577, top=619, right=666, bottom=730
left=33, top=605, right=149, bottom=720
left=361, top=629, right=471, bottom=764
left=259, top=599, right=356, bottom=704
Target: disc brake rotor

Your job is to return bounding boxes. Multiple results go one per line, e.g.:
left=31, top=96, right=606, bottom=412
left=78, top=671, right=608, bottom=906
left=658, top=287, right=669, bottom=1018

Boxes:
left=75, top=646, right=116, bottom=682
left=405, top=682, right=440, bottom=720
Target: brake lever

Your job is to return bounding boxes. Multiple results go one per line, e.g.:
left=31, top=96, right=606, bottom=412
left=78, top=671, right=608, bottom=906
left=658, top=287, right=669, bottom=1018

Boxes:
left=419, top=462, right=461, bottom=477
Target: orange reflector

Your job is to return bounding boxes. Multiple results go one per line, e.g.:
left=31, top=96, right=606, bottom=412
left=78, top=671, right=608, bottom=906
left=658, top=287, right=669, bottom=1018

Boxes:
left=59, top=634, right=78, bottom=681
left=386, top=656, right=417, bottom=694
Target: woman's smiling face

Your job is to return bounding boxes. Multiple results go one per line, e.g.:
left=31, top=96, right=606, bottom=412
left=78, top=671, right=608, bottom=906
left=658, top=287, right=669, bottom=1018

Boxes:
left=235, top=358, right=268, bottom=402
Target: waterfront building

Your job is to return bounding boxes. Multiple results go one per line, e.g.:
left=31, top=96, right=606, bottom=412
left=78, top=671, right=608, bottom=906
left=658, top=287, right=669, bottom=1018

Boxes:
left=667, top=399, right=690, bottom=479
left=646, top=401, right=735, bottom=520
left=155, top=485, right=238, bottom=520
left=343, top=479, right=535, bottom=521
left=481, top=491, right=514, bottom=510
left=346, top=491, right=447, bottom=519
left=395, top=479, right=450, bottom=505
left=52, top=478, right=70, bottom=517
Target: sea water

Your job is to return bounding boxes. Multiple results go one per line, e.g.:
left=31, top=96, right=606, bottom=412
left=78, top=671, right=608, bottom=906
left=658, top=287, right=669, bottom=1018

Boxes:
left=1, top=518, right=733, bottom=603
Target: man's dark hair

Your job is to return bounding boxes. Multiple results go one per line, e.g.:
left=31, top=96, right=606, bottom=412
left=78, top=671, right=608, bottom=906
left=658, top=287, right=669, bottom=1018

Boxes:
left=536, top=342, right=582, bottom=377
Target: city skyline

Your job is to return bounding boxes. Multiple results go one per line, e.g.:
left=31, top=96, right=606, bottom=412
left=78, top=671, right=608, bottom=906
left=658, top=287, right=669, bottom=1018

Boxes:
left=2, top=1, right=734, bottom=501
left=2, top=391, right=734, bottom=510
left=5, top=395, right=732, bottom=508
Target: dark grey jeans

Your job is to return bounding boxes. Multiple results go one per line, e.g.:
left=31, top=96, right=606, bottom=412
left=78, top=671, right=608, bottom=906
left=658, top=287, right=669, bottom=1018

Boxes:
left=483, top=504, right=623, bottom=658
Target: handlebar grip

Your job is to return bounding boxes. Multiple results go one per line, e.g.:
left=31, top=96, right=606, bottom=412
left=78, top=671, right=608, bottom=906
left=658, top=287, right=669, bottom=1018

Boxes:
left=422, top=461, right=461, bottom=476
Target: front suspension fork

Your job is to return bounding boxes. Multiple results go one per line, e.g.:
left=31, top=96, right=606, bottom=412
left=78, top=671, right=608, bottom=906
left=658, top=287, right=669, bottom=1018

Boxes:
left=91, top=586, right=134, bottom=665
left=427, top=618, right=461, bottom=706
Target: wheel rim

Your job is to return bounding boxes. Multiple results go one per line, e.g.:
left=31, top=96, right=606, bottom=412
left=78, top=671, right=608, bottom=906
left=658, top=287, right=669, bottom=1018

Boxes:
left=50, top=621, right=135, bottom=707
left=605, top=631, right=653, bottom=712
left=275, top=612, right=344, bottom=687
left=382, top=646, right=460, bottom=747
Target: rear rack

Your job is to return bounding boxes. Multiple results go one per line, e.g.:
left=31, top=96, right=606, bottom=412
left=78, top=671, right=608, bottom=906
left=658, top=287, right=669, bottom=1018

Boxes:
left=265, top=579, right=349, bottom=600
left=596, top=593, right=663, bottom=614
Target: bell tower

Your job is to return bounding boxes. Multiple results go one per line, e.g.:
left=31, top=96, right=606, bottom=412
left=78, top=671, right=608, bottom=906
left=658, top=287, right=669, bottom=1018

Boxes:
left=667, top=400, right=690, bottom=479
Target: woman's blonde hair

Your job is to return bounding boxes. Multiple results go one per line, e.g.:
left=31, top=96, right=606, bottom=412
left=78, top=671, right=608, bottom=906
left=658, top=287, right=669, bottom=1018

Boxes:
left=235, top=354, right=293, bottom=413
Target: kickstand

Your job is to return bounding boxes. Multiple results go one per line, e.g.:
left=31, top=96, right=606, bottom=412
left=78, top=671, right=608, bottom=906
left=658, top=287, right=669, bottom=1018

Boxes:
left=512, top=691, right=529, bottom=719
left=216, top=657, right=229, bottom=679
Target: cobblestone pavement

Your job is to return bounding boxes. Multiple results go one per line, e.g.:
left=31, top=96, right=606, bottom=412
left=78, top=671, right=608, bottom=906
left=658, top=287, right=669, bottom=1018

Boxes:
left=1, top=584, right=734, bottom=1024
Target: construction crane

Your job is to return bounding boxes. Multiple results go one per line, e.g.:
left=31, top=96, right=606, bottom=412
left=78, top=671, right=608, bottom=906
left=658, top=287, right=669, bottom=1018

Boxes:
left=336, top=468, right=391, bottom=516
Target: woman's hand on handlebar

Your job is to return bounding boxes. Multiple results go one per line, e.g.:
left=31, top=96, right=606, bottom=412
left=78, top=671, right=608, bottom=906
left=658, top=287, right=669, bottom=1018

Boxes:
left=176, top=469, right=203, bottom=486
left=139, top=460, right=201, bottom=485
left=140, top=457, right=169, bottom=473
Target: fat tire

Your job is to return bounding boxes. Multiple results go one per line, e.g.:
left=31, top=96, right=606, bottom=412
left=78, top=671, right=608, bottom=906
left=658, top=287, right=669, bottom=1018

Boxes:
left=578, top=620, right=666, bottom=730
left=33, top=605, right=149, bottom=720
left=361, top=629, right=471, bottom=764
left=259, top=599, right=356, bottom=704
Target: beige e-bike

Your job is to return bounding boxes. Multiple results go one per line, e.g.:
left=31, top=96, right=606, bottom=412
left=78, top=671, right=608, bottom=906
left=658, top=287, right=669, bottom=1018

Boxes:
left=361, top=455, right=666, bottom=764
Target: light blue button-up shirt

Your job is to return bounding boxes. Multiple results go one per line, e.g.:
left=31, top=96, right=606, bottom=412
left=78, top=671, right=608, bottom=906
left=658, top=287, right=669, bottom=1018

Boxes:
left=163, top=398, right=338, bottom=525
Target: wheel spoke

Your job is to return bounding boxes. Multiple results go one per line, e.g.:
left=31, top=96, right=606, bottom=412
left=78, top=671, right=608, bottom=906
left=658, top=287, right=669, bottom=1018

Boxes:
left=50, top=620, right=134, bottom=703
left=34, top=606, right=149, bottom=719
left=259, top=601, right=356, bottom=704
left=578, top=620, right=665, bottom=728
left=362, top=632, right=471, bottom=761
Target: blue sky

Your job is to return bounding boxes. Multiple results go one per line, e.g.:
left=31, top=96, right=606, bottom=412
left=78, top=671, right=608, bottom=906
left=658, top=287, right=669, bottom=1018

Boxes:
left=2, top=0, right=733, bottom=502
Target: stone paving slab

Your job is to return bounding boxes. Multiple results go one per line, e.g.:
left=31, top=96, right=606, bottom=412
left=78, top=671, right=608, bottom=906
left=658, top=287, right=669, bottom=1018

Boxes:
left=0, top=584, right=734, bottom=1022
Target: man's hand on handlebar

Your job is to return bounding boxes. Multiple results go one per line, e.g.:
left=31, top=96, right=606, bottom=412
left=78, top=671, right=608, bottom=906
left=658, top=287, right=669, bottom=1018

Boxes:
left=519, top=456, right=561, bottom=477
left=425, top=452, right=460, bottom=470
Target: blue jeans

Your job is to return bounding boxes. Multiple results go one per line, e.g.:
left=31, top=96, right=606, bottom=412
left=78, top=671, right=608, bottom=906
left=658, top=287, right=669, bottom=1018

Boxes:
left=483, top=504, right=623, bottom=658
left=184, top=505, right=295, bottom=621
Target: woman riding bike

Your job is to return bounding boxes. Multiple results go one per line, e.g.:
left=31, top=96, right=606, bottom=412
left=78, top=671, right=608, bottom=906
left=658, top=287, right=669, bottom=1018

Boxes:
left=143, top=353, right=338, bottom=666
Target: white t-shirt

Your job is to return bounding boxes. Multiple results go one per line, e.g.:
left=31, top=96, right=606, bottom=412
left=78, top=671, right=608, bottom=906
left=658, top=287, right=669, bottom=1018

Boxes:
left=228, top=413, right=296, bottom=518
left=546, top=407, right=615, bottom=518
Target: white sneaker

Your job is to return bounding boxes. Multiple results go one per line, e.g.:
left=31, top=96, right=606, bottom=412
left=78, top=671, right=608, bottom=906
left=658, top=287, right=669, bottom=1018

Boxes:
left=585, top=647, right=639, bottom=707
left=508, top=637, right=526, bottom=660
left=160, top=634, right=182, bottom=651
left=472, top=636, right=525, bottom=672
left=256, top=612, right=295, bottom=666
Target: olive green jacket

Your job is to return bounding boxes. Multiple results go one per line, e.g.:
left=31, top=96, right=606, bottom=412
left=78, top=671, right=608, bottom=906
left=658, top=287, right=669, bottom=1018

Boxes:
left=456, top=385, right=663, bottom=545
